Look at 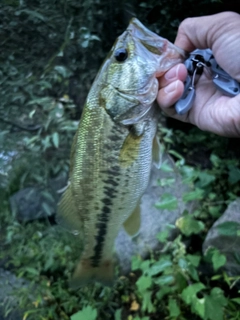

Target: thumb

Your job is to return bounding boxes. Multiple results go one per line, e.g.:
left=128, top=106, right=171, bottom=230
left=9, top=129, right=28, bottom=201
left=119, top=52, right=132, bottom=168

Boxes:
left=174, top=11, right=239, bottom=51
left=174, top=12, right=240, bottom=81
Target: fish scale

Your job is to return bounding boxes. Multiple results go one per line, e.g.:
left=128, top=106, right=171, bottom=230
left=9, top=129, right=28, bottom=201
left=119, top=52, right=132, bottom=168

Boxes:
left=57, top=18, right=186, bottom=287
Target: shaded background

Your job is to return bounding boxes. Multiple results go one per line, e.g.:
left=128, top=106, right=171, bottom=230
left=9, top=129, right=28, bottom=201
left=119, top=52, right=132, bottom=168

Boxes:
left=1, top=1, right=240, bottom=319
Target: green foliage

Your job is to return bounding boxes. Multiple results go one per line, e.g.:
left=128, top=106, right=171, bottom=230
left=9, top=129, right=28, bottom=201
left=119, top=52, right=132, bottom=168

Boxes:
left=155, top=193, right=178, bottom=210
left=71, top=306, right=98, bottom=320
left=1, top=0, right=240, bottom=319
left=176, top=215, right=205, bottom=236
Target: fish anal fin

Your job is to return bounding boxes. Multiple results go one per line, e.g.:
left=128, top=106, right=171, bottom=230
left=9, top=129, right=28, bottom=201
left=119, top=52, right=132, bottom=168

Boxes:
left=57, top=185, right=82, bottom=233
left=123, top=202, right=141, bottom=237
left=69, top=258, right=114, bottom=288
left=152, top=135, right=162, bottom=169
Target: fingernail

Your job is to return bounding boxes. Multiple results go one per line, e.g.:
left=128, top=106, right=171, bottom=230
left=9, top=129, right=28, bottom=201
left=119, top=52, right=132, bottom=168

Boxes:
left=164, top=81, right=177, bottom=93
left=165, top=65, right=179, bottom=80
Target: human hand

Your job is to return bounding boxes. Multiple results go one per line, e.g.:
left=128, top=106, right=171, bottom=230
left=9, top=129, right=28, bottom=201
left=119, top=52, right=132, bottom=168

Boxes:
left=157, top=11, right=240, bottom=137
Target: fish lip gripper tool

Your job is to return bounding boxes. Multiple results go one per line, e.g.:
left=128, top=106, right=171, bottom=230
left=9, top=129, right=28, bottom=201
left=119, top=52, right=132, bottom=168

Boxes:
left=175, top=48, right=240, bottom=115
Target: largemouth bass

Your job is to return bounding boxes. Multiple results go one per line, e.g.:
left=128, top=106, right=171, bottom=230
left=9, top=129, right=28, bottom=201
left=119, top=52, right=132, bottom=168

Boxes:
left=57, top=18, right=186, bottom=287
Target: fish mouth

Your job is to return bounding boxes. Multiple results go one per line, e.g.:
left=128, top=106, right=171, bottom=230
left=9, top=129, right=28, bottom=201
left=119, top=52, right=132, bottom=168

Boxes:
left=127, top=18, right=187, bottom=76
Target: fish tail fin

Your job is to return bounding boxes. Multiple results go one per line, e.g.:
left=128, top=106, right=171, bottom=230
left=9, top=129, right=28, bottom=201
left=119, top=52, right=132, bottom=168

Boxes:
left=69, top=258, right=114, bottom=288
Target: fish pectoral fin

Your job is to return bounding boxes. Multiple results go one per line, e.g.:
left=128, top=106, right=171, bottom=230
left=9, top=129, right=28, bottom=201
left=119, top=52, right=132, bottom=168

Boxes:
left=152, top=135, right=162, bottom=169
left=57, top=185, right=83, bottom=233
left=123, top=202, right=141, bottom=237
left=69, top=258, right=114, bottom=288
left=119, top=124, right=145, bottom=168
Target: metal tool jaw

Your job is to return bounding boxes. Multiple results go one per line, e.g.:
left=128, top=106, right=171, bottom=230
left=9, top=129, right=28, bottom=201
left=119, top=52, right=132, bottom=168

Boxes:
left=175, top=49, right=240, bottom=115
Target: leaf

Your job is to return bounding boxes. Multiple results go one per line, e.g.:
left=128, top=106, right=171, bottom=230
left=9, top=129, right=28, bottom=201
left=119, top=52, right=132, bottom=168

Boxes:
left=42, top=202, right=53, bottom=216
left=15, top=9, right=46, bottom=21
left=136, top=275, right=152, bottom=292
left=157, top=177, right=175, bottom=187
left=160, top=161, right=173, bottom=172
left=131, top=256, right=142, bottom=271
left=186, top=254, right=201, bottom=267
left=211, top=249, right=226, bottom=271
left=181, top=283, right=205, bottom=305
left=204, top=288, right=227, bottom=320
left=54, top=66, right=71, bottom=78
left=81, top=39, right=89, bottom=48
left=52, top=132, right=59, bottom=148
left=176, top=215, right=205, bottom=236
left=228, top=165, right=240, bottom=184
left=182, top=188, right=204, bottom=202
left=210, top=154, right=220, bottom=167
left=168, top=298, right=181, bottom=318
left=155, top=193, right=178, bottom=210
left=155, top=275, right=174, bottom=286
left=142, top=291, right=155, bottom=313
left=114, top=309, right=122, bottom=320
left=71, top=306, right=97, bottom=320
left=149, top=259, right=172, bottom=276
left=231, top=298, right=240, bottom=305
left=25, top=267, right=39, bottom=276
left=217, top=221, right=240, bottom=236
left=157, top=230, right=169, bottom=243
left=197, top=171, right=215, bottom=188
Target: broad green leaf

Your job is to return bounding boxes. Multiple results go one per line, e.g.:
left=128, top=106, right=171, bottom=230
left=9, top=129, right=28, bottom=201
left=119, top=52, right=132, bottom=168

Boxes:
left=131, top=256, right=142, bottom=271
left=186, top=254, right=201, bottom=267
left=155, top=275, right=174, bottom=286
left=231, top=298, right=240, bottom=305
left=160, top=161, right=173, bottom=172
left=149, top=259, right=172, bottom=276
left=168, top=298, right=181, bottom=318
left=142, top=291, right=155, bottom=313
left=217, top=221, right=240, bottom=236
left=136, top=275, right=152, bottom=292
left=178, top=258, right=188, bottom=270
left=25, top=267, right=39, bottom=276
left=114, top=309, right=121, bottom=320
left=71, top=306, right=97, bottom=320
left=210, top=154, right=220, bottom=167
left=157, top=177, right=175, bottom=187
left=181, top=283, right=205, bottom=305
left=188, top=264, right=200, bottom=281
left=155, top=193, right=178, bottom=210
left=176, top=215, right=205, bottom=236
left=140, top=260, right=150, bottom=273
left=211, top=249, right=226, bottom=271
left=42, top=202, right=53, bottom=216
left=156, top=286, right=172, bottom=300
left=228, top=165, right=240, bottom=184
left=204, top=288, right=227, bottom=320
left=193, top=297, right=205, bottom=319
left=197, top=171, right=215, bottom=188
left=182, top=188, right=204, bottom=202
left=157, top=229, right=169, bottom=243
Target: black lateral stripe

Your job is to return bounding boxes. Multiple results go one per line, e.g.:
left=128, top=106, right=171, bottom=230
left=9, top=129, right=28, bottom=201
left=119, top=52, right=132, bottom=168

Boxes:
left=91, top=205, right=111, bottom=267
left=90, top=166, right=120, bottom=267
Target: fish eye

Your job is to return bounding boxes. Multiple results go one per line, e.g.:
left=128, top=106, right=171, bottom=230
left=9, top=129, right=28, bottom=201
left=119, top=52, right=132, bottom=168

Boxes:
left=114, top=48, right=128, bottom=62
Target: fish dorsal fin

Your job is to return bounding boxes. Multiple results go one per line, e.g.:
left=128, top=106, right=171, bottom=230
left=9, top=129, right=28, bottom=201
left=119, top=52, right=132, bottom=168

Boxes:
left=57, top=184, right=83, bottom=234
left=123, top=202, right=141, bottom=237
left=152, top=135, right=162, bottom=169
